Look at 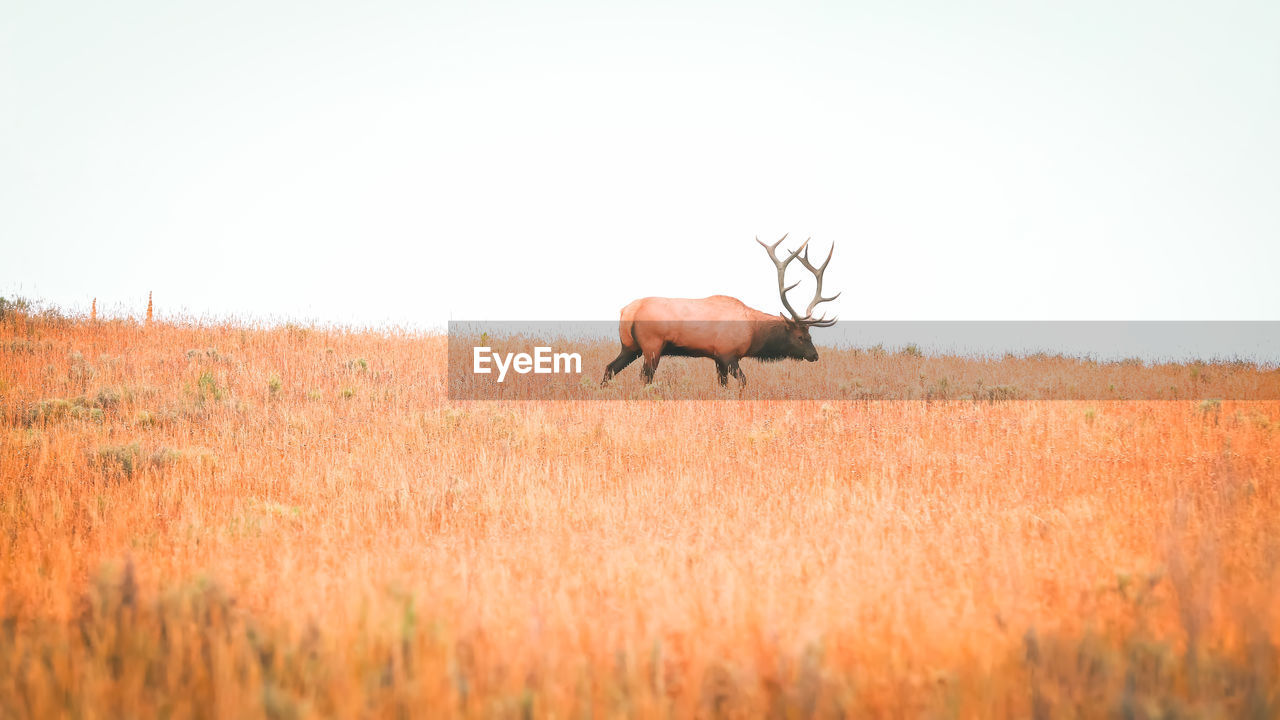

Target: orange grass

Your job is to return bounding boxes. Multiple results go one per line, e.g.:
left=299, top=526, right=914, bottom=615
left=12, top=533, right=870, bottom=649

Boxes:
left=2, top=307, right=1279, bottom=718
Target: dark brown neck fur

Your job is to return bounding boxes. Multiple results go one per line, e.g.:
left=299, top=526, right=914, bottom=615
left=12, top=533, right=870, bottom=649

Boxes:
left=748, top=317, right=799, bottom=361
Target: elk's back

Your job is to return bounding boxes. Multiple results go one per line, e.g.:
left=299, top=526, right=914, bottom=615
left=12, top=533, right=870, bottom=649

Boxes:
left=618, top=296, right=763, bottom=358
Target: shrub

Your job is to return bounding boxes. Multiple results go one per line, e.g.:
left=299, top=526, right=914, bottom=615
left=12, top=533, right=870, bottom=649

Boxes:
left=149, top=447, right=182, bottom=467
left=93, top=387, right=124, bottom=410
left=986, top=385, right=1022, bottom=402
left=197, top=371, right=223, bottom=403
left=25, top=398, right=73, bottom=425
left=0, top=295, right=33, bottom=321
left=94, top=443, right=141, bottom=479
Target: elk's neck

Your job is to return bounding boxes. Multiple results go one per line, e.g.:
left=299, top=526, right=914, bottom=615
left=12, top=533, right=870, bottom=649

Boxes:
left=750, top=317, right=797, bottom=361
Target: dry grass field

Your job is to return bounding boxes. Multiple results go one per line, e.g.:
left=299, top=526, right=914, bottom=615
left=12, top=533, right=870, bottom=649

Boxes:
left=2, top=302, right=1279, bottom=718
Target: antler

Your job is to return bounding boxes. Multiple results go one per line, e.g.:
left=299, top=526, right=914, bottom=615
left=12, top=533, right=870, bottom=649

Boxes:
left=757, top=234, right=840, bottom=327
left=756, top=234, right=808, bottom=323
left=796, top=241, right=840, bottom=327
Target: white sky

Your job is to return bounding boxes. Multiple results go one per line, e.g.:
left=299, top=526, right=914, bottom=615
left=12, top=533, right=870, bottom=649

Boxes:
left=3, top=0, right=1278, bottom=327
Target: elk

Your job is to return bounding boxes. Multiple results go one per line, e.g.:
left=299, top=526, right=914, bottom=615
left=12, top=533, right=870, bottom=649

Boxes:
left=601, top=235, right=840, bottom=387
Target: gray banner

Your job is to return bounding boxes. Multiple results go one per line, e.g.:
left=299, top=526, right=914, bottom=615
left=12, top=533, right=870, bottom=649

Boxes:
left=448, top=321, right=1280, bottom=401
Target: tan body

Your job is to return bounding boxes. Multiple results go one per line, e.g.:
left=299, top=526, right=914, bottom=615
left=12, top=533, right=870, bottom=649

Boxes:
left=617, top=295, right=781, bottom=356
left=603, top=296, right=820, bottom=386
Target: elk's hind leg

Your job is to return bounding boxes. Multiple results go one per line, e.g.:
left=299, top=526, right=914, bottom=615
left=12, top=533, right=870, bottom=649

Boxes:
left=728, top=360, right=747, bottom=388
left=601, top=346, right=641, bottom=386
left=714, top=360, right=729, bottom=386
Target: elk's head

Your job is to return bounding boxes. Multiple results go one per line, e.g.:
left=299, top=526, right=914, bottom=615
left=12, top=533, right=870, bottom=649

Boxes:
left=757, top=234, right=841, bottom=363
